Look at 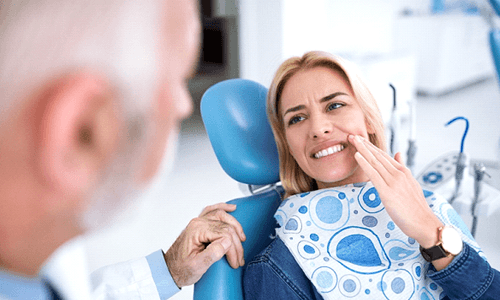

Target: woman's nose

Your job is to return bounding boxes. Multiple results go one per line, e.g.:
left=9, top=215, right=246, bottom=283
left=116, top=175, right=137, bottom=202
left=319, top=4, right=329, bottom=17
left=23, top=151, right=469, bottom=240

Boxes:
left=309, top=115, right=332, bottom=139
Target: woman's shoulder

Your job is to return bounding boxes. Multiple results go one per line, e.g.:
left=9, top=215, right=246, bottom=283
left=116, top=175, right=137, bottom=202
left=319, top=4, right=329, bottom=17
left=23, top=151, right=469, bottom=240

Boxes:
left=245, top=237, right=290, bottom=267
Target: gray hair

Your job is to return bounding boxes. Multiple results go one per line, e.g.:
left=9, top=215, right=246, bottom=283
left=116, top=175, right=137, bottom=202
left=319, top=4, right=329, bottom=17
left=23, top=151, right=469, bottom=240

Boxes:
left=0, top=0, right=162, bottom=121
left=0, top=0, right=169, bottom=230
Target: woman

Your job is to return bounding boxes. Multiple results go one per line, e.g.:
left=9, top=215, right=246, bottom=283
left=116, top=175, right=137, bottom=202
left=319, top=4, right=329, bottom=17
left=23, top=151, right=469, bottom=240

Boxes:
left=243, top=51, right=499, bottom=299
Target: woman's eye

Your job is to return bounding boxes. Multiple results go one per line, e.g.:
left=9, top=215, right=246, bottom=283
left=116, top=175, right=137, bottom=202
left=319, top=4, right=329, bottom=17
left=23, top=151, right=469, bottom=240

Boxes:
left=327, top=102, right=343, bottom=111
left=288, top=115, right=305, bottom=126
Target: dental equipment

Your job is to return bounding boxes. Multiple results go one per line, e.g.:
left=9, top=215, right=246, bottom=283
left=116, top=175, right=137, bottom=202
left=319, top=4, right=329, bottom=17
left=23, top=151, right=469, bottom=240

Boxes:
left=471, top=163, right=491, bottom=237
left=389, top=83, right=397, bottom=156
left=387, top=83, right=417, bottom=174
left=446, top=117, right=470, bottom=204
left=406, top=93, right=417, bottom=174
left=417, top=116, right=500, bottom=234
left=416, top=117, right=470, bottom=203
left=389, top=83, right=399, bottom=157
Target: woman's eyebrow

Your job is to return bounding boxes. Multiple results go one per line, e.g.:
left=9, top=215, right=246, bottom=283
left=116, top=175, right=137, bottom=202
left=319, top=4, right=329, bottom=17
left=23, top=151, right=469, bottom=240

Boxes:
left=283, top=104, right=305, bottom=117
left=282, top=92, right=348, bottom=117
left=320, top=92, right=348, bottom=103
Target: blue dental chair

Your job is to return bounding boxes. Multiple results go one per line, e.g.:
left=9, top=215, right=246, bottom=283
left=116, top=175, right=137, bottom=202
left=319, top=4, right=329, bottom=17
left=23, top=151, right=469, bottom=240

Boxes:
left=489, top=0, right=500, bottom=82
left=193, top=79, right=283, bottom=300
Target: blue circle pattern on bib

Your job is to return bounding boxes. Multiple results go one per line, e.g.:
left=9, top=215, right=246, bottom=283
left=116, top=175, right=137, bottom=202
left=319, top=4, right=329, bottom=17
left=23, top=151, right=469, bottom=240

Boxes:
left=358, top=186, right=384, bottom=213
left=312, top=266, right=338, bottom=293
left=309, top=190, right=350, bottom=231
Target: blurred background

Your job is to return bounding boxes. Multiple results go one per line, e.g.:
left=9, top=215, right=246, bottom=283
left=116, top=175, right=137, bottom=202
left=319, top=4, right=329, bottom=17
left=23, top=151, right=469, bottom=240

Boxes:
left=82, top=0, right=500, bottom=298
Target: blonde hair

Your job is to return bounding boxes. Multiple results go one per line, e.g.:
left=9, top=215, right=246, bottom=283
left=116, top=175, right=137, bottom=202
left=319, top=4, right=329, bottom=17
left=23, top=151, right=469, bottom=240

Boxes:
left=267, top=51, right=386, bottom=198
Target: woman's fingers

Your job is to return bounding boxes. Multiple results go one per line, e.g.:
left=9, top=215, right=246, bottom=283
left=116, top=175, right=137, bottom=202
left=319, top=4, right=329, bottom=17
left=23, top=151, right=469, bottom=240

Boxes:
left=366, top=141, right=406, bottom=173
left=356, top=135, right=404, bottom=172
left=354, top=151, right=386, bottom=188
left=349, top=135, right=394, bottom=182
left=394, top=152, right=404, bottom=165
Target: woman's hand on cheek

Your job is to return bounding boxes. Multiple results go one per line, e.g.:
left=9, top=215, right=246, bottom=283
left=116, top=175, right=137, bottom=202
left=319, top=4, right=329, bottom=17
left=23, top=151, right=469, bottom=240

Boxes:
left=348, top=134, right=443, bottom=248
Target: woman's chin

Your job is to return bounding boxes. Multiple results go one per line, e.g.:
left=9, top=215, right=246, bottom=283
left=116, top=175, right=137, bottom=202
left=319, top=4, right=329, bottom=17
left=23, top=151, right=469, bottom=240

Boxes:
left=315, top=168, right=367, bottom=189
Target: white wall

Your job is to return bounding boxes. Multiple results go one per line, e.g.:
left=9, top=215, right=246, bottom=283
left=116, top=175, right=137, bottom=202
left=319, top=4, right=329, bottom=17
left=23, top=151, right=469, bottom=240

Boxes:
left=238, top=0, right=432, bottom=87
left=238, top=0, right=284, bottom=87
left=281, top=0, right=331, bottom=58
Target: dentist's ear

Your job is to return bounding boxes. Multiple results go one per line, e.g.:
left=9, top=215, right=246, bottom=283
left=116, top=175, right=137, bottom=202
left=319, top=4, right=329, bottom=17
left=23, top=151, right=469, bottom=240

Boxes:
left=36, top=72, right=122, bottom=198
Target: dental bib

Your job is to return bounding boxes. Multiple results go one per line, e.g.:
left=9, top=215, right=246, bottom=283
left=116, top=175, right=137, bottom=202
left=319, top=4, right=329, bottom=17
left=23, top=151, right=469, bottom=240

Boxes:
left=275, top=181, right=484, bottom=300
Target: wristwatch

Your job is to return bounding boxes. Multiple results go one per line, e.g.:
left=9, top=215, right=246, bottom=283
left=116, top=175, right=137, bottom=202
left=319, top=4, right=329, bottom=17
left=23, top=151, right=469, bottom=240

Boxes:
left=419, top=225, right=463, bottom=262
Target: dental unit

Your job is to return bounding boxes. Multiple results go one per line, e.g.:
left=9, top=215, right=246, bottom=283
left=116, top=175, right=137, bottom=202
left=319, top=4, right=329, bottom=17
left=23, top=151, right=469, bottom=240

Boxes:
left=416, top=116, right=500, bottom=238
left=471, top=163, right=491, bottom=237
left=446, top=117, right=469, bottom=205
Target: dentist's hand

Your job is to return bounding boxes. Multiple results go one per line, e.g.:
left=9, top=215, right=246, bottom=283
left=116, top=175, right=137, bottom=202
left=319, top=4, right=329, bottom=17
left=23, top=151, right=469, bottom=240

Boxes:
left=164, top=202, right=246, bottom=287
left=348, top=135, right=443, bottom=249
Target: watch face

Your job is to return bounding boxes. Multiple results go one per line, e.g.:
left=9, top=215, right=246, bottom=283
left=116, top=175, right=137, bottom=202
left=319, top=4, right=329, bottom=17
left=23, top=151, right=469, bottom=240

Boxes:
left=441, top=226, right=463, bottom=255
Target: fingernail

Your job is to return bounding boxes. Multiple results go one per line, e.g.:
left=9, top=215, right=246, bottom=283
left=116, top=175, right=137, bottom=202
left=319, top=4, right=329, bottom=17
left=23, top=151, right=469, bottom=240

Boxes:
left=240, top=258, right=245, bottom=266
left=348, top=134, right=354, bottom=140
left=221, top=238, right=231, bottom=250
left=356, top=135, right=364, bottom=142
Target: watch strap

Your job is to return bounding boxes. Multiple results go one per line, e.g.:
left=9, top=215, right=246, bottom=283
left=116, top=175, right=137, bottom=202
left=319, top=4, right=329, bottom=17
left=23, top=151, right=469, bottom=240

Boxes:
left=419, top=244, right=448, bottom=262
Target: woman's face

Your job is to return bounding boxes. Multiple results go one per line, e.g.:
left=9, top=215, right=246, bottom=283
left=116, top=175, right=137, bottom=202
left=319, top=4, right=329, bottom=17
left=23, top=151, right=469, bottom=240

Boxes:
left=280, top=66, right=373, bottom=188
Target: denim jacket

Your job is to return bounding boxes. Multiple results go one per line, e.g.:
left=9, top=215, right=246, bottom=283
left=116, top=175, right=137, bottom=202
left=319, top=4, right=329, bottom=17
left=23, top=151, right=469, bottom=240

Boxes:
left=243, top=237, right=500, bottom=300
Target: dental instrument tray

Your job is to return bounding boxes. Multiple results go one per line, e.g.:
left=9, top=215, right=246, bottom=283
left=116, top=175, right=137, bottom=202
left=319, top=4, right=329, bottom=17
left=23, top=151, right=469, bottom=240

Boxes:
left=417, top=151, right=467, bottom=190
left=417, top=151, right=500, bottom=217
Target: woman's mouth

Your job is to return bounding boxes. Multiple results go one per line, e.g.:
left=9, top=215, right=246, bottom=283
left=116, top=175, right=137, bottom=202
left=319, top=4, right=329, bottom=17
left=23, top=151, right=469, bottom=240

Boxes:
left=313, top=144, right=345, bottom=159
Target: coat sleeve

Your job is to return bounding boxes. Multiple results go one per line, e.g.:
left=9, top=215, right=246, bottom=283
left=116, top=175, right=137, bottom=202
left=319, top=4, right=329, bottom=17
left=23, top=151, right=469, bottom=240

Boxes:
left=91, top=250, right=180, bottom=300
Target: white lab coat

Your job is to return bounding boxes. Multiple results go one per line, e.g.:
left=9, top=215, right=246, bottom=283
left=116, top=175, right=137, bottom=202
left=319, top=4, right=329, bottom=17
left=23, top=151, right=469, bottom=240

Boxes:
left=42, top=238, right=161, bottom=300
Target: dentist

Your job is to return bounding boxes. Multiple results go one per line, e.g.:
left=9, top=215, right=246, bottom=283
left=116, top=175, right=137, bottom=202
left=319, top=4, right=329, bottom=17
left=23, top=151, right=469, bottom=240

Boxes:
left=0, top=0, right=245, bottom=299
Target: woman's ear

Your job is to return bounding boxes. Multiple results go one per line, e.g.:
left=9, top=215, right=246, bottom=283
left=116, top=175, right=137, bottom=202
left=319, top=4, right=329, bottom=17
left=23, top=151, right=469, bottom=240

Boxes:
left=36, top=72, right=122, bottom=197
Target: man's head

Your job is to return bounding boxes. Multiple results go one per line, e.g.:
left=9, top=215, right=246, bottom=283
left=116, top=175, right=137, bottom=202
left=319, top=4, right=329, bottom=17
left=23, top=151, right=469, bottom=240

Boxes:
left=0, top=0, right=200, bottom=275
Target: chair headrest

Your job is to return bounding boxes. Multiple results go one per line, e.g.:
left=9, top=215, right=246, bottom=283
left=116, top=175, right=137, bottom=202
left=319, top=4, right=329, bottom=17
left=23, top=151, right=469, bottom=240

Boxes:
left=201, top=79, right=280, bottom=185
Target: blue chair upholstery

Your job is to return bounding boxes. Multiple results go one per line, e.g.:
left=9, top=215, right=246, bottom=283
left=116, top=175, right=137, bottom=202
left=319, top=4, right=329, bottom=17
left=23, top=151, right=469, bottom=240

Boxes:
left=193, top=79, right=282, bottom=299
left=488, top=0, right=500, bottom=83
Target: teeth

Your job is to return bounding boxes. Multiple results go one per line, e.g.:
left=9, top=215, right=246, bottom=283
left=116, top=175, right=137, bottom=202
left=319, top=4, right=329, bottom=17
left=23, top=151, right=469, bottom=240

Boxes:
left=314, top=144, right=345, bottom=158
